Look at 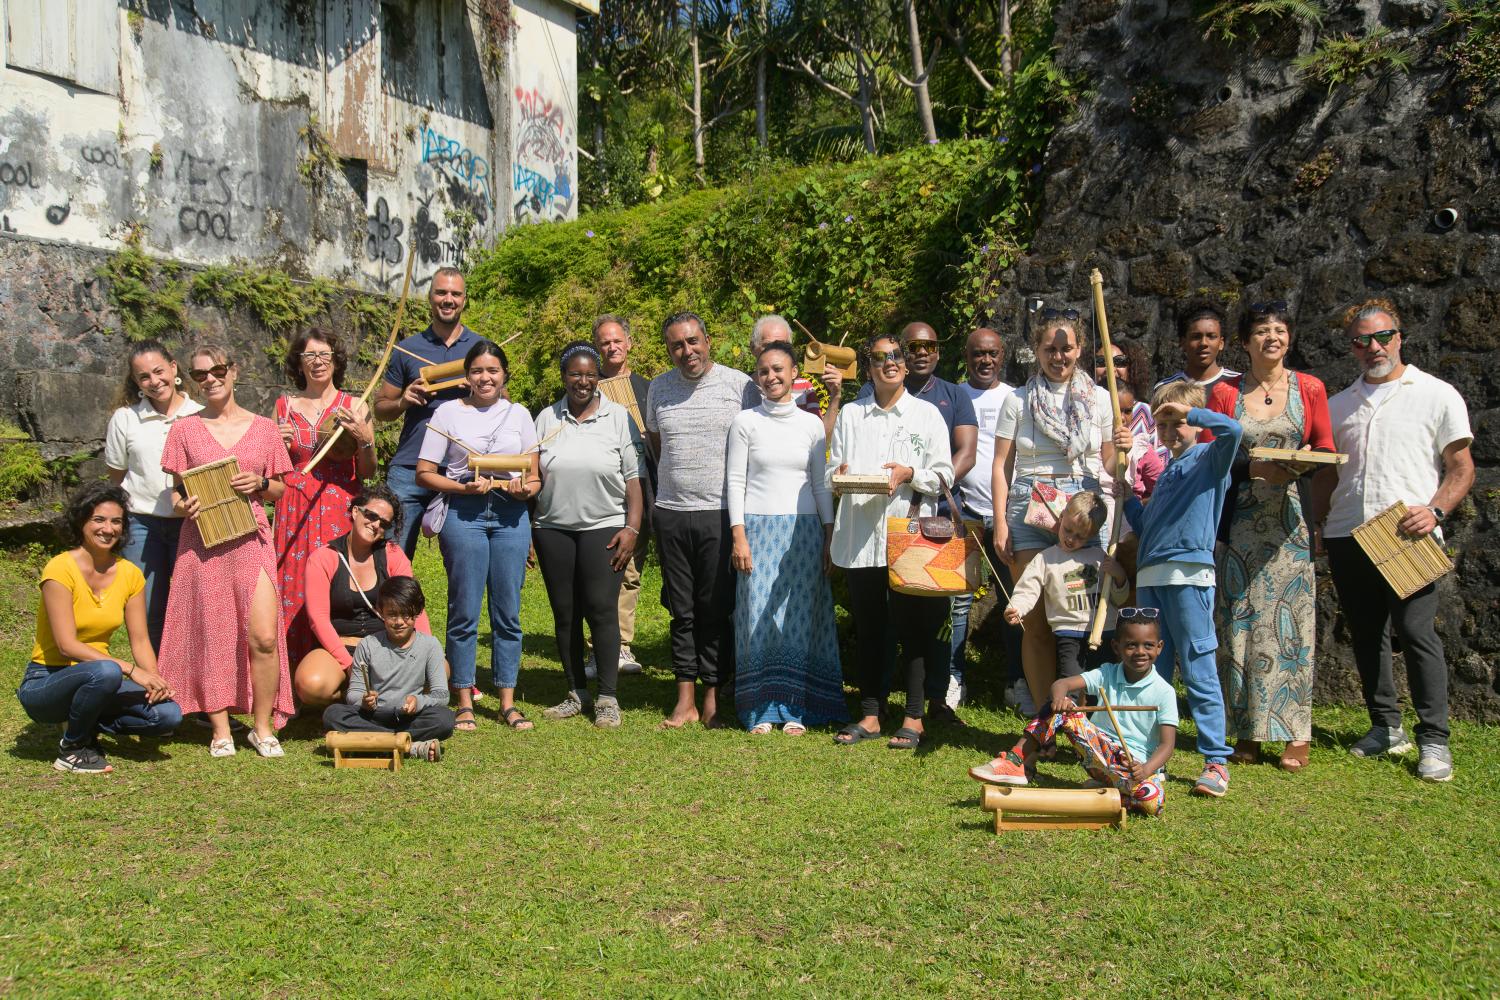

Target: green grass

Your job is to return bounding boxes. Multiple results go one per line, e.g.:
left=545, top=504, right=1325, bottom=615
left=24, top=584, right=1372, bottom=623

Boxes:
left=0, top=543, right=1496, bottom=997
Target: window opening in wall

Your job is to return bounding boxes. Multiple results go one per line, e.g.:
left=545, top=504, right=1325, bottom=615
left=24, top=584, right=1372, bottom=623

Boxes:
left=341, top=158, right=369, bottom=203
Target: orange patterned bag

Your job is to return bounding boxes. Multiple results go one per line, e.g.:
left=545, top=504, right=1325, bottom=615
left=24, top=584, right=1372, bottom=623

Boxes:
left=885, top=479, right=982, bottom=596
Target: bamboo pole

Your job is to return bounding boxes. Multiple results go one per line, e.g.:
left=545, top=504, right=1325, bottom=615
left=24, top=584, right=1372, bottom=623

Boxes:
left=1088, top=268, right=1128, bottom=650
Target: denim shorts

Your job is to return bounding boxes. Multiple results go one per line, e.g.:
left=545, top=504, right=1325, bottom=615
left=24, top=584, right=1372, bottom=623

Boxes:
left=1005, top=473, right=1104, bottom=553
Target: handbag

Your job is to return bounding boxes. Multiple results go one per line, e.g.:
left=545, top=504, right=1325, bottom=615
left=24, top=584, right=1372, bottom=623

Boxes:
left=885, top=478, right=982, bottom=596
left=1023, top=480, right=1070, bottom=533
left=420, top=492, right=449, bottom=538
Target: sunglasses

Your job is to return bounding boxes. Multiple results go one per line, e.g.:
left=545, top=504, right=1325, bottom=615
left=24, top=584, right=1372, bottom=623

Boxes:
left=299, top=350, right=334, bottom=362
left=354, top=506, right=394, bottom=530
left=1350, top=329, right=1399, bottom=349
left=1039, top=307, right=1080, bottom=321
left=188, top=364, right=231, bottom=382
left=1095, top=354, right=1128, bottom=367
left=1247, top=300, right=1288, bottom=316
left=904, top=341, right=939, bottom=356
left=867, top=348, right=906, bottom=366
left=1117, top=607, right=1161, bottom=621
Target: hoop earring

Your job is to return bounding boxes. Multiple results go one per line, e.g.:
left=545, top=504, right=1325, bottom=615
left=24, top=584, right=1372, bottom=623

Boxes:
left=174, top=376, right=183, bottom=387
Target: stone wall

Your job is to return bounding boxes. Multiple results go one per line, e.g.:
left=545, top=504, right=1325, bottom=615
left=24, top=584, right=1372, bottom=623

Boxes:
left=992, top=0, right=1499, bottom=719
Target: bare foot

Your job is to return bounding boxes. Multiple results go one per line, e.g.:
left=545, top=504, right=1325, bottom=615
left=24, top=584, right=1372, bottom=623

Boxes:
left=659, top=708, right=700, bottom=730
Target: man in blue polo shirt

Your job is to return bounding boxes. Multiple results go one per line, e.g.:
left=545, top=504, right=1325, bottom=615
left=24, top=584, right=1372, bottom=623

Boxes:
left=856, top=321, right=977, bottom=724
left=374, top=266, right=482, bottom=555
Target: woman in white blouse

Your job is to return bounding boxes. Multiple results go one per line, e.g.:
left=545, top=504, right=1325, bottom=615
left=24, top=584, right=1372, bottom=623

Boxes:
left=727, top=342, right=844, bottom=735
left=992, top=310, right=1132, bottom=709
left=104, top=340, right=203, bottom=651
left=827, top=334, right=954, bottom=750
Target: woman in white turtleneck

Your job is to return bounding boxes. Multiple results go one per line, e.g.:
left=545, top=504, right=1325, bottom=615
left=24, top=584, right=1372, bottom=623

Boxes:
left=726, top=341, right=844, bottom=735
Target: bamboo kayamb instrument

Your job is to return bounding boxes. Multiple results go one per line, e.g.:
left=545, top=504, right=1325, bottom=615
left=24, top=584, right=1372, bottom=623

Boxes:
left=831, top=473, right=893, bottom=495
left=326, top=730, right=411, bottom=772
left=182, top=457, right=258, bottom=547
left=1088, top=268, right=1129, bottom=651
left=1352, top=500, right=1454, bottom=599
left=599, top=374, right=645, bottom=435
left=980, top=785, right=1127, bottom=833
left=422, top=424, right=533, bottom=477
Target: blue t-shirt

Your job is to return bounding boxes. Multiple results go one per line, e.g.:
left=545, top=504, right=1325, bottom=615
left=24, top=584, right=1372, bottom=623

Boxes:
left=383, top=324, right=482, bottom=467
left=856, top=375, right=977, bottom=507
left=1081, top=662, right=1179, bottom=763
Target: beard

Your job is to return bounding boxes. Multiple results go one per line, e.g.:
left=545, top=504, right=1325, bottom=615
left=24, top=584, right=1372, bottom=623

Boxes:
left=1365, top=357, right=1396, bottom=379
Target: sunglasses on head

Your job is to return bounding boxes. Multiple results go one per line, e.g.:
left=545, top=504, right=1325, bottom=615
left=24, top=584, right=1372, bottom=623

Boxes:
left=188, top=364, right=231, bottom=382
left=1117, top=607, right=1161, bottom=621
left=903, top=341, right=939, bottom=356
left=1095, top=354, right=1128, bottom=367
left=1248, top=300, right=1288, bottom=316
left=355, top=505, right=394, bottom=530
left=1350, top=329, right=1399, bottom=349
left=1039, top=307, right=1080, bottom=321
left=867, top=348, right=906, bottom=365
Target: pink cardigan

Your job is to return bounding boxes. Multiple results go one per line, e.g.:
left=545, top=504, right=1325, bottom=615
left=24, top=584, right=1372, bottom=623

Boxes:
left=303, top=541, right=433, bottom=669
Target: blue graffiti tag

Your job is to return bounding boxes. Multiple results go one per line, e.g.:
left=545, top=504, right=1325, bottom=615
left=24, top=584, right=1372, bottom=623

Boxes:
left=419, top=126, right=493, bottom=209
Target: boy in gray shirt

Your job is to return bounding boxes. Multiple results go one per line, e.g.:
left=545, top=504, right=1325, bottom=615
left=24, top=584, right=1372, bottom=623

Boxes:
left=323, top=577, right=454, bottom=761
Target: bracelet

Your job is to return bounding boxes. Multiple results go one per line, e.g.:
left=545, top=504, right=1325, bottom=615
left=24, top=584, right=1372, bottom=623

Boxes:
left=621, top=525, right=639, bottom=534
left=123, top=663, right=135, bottom=678
left=359, top=441, right=375, bottom=450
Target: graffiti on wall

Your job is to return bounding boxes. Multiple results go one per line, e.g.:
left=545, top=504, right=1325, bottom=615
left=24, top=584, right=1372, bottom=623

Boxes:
left=511, top=85, right=574, bottom=224
left=418, top=125, right=493, bottom=213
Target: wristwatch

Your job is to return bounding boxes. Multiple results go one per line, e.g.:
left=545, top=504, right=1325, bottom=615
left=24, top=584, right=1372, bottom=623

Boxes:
left=1430, top=506, right=1446, bottom=523
left=259, top=476, right=270, bottom=493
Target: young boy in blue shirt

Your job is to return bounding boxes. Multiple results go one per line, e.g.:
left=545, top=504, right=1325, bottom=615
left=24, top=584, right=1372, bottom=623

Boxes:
left=1122, top=381, right=1242, bottom=798
left=969, top=614, right=1178, bottom=816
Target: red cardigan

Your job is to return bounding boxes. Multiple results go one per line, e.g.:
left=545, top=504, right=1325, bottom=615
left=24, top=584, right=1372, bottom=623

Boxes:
left=304, top=541, right=433, bottom=668
left=1202, top=372, right=1335, bottom=451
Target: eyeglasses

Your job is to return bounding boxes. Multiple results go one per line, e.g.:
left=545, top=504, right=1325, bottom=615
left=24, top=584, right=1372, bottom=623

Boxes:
left=903, top=341, right=939, bottom=356
left=1350, top=329, right=1399, bottom=349
left=867, top=348, right=905, bottom=366
left=1039, top=307, right=1080, bottom=321
left=1247, top=300, right=1288, bottom=316
left=354, top=506, right=394, bottom=530
left=299, top=350, right=334, bottom=362
left=188, top=364, right=231, bottom=382
left=1095, top=354, right=1127, bottom=368
left=1117, top=607, right=1161, bottom=621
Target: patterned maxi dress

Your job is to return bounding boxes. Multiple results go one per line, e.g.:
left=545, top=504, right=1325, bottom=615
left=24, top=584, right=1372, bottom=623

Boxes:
left=157, top=415, right=297, bottom=726
left=1214, top=375, right=1315, bottom=742
left=273, top=392, right=358, bottom=666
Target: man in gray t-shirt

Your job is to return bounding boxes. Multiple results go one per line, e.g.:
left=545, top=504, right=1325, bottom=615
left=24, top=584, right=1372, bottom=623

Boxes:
left=645, top=311, right=757, bottom=728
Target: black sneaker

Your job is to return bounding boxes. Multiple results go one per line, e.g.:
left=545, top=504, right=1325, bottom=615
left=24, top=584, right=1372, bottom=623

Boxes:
left=54, top=743, right=112, bottom=774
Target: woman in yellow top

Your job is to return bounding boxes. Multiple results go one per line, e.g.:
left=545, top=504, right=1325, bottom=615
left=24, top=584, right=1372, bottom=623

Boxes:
left=18, top=483, right=181, bottom=774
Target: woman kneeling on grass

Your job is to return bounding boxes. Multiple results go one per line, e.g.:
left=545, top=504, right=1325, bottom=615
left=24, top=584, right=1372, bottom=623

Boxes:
left=18, top=483, right=182, bottom=774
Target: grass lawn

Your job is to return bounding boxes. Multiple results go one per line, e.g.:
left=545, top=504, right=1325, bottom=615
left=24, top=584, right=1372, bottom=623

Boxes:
left=0, top=541, right=1496, bottom=998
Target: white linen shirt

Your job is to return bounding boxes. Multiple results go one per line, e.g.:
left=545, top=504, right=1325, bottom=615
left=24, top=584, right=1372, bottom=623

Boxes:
left=1324, top=364, right=1472, bottom=539
left=104, top=396, right=205, bottom=517
left=826, top=390, right=954, bottom=569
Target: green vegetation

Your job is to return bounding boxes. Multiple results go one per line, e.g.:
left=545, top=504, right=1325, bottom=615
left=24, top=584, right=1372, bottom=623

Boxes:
left=1195, top=0, right=1325, bottom=43
left=96, top=242, right=189, bottom=343
left=1294, top=148, right=1340, bottom=192
left=0, top=440, right=49, bottom=504
left=1296, top=27, right=1414, bottom=90
left=0, top=545, right=1496, bottom=996
left=1440, top=0, right=1500, bottom=111
left=296, top=113, right=339, bottom=195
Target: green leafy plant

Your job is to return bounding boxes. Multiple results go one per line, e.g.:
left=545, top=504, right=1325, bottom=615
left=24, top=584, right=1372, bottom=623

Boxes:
left=1296, top=28, right=1414, bottom=90
left=96, top=244, right=189, bottom=343
left=1439, top=0, right=1500, bottom=111
left=297, top=114, right=339, bottom=195
left=0, top=441, right=48, bottom=505
left=1196, top=0, right=1326, bottom=43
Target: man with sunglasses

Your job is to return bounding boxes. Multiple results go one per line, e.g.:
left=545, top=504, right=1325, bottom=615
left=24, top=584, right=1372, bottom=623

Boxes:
left=374, top=267, right=482, bottom=556
left=855, top=322, right=977, bottom=724
left=1316, top=298, right=1474, bottom=782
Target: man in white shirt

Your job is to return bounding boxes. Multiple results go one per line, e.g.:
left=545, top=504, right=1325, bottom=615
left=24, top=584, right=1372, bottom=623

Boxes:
left=1315, top=298, right=1474, bottom=782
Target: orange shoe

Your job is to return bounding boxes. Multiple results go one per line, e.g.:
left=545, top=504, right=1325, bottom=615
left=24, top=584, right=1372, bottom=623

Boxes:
left=969, top=750, right=1029, bottom=786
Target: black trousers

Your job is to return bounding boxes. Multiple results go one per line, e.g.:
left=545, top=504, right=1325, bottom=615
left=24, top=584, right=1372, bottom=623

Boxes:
left=1326, top=536, right=1450, bottom=744
left=1056, top=634, right=1108, bottom=679
left=654, top=506, right=735, bottom=686
left=534, top=525, right=625, bottom=698
left=846, top=566, right=949, bottom=720
left=322, top=703, right=456, bottom=742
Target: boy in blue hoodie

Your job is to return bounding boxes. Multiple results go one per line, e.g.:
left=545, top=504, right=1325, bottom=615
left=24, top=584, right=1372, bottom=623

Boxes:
left=1121, top=381, right=1242, bottom=799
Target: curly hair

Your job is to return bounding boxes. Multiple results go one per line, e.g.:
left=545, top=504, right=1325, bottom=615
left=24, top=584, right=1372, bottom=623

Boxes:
left=113, top=340, right=180, bottom=411
left=1098, top=338, right=1153, bottom=398
left=62, top=482, right=130, bottom=551
left=283, top=328, right=348, bottom=390
left=348, top=481, right=405, bottom=540
left=1341, top=297, right=1402, bottom=334
left=1175, top=299, right=1226, bottom=341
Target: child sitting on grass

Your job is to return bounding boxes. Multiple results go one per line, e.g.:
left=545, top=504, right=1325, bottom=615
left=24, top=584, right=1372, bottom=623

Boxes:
left=323, top=577, right=454, bottom=762
left=1005, top=491, right=1130, bottom=680
left=969, top=612, right=1178, bottom=816
left=1121, top=381, right=1242, bottom=799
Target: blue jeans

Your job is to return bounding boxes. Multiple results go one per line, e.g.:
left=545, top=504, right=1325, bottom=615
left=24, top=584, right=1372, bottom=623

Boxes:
left=17, top=660, right=183, bottom=746
left=120, top=513, right=182, bottom=651
left=439, top=492, right=531, bottom=690
left=1137, top=583, right=1230, bottom=765
left=387, top=463, right=436, bottom=558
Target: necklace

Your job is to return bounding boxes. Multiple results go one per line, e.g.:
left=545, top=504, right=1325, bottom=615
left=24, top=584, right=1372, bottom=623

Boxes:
left=1253, top=369, right=1286, bottom=406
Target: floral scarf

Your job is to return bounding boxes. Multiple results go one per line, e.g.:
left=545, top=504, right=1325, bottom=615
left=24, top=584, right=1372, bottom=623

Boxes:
left=1026, top=370, right=1096, bottom=466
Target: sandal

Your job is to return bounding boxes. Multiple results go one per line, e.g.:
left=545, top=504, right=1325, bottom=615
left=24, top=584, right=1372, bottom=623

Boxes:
left=1279, top=742, right=1310, bottom=773
left=408, top=739, right=443, bottom=762
left=834, top=723, right=881, bottom=745
left=501, top=706, right=534, bottom=731
left=1230, top=740, right=1261, bottom=765
left=748, top=722, right=775, bottom=735
left=888, top=726, right=922, bottom=751
left=454, top=707, right=477, bottom=732
left=783, top=721, right=807, bottom=737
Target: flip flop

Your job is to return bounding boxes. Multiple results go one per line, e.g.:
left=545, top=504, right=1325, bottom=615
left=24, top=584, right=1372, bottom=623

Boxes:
left=834, top=723, right=881, bottom=745
left=887, top=726, right=922, bottom=751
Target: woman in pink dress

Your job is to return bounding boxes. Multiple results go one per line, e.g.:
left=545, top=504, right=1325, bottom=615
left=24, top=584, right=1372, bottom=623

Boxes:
left=158, top=345, right=296, bottom=758
left=274, top=329, right=375, bottom=667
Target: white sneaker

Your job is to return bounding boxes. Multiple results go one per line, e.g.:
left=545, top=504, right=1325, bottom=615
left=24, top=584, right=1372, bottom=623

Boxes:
left=945, top=675, right=965, bottom=709
left=1004, top=678, right=1036, bottom=716
left=618, top=644, right=643, bottom=675
left=1417, top=743, right=1453, bottom=782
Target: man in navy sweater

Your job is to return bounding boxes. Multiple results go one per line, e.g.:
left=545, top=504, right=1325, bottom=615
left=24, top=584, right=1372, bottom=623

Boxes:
left=1121, top=381, right=1242, bottom=799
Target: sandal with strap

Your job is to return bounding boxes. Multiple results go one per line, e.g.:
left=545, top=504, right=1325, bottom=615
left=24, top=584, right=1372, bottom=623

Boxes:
left=501, top=706, right=534, bottom=731
left=748, top=722, right=775, bottom=735
left=783, top=721, right=807, bottom=737
left=1279, top=742, right=1310, bottom=773
left=1230, top=740, right=1261, bottom=765
left=834, top=723, right=882, bottom=745
left=453, top=707, right=477, bottom=732
left=887, top=726, right=922, bottom=751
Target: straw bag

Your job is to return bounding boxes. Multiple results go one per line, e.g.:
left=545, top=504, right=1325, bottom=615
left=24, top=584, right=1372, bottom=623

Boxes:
left=885, top=479, right=982, bottom=596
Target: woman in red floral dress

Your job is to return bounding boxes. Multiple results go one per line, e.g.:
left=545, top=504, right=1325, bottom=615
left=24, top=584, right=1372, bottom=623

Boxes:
left=274, top=329, right=376, bottom=669
left=158, top=345, right=297, bottom=757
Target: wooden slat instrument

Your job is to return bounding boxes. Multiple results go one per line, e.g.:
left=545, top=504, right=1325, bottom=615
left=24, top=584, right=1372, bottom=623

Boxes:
left=831, top=473, right=893, bottom=495
left=1249, top=447, right=1347, bottom=467
left=1351, top=500, right=1454, bottom=599
left=182, top=457, right=257, bottom=547
left=599, top=374, right=645, bottom=435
